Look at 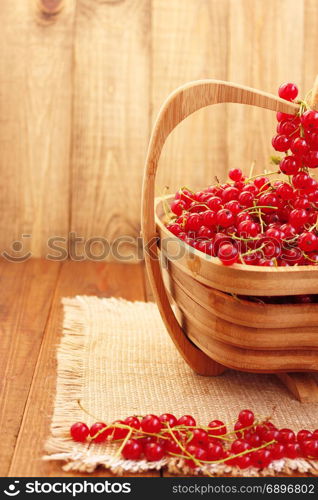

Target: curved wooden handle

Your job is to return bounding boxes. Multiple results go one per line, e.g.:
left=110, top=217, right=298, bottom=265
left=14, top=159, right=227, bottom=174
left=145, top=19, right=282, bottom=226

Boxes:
left=141, top=79, right=298, bottom=376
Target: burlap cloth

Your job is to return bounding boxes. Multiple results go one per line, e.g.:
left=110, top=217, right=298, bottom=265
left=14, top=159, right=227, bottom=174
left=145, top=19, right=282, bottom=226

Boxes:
left=43, top=296, right=318, bottom=476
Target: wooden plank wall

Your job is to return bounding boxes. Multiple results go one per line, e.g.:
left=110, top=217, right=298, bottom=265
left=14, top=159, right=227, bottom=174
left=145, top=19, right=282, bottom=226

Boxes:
left=0, top=0, right=316, bottom=258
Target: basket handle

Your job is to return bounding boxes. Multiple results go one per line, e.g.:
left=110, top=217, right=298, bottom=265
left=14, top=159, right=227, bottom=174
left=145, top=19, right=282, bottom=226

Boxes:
left=141, top=79, right=298, bottom=376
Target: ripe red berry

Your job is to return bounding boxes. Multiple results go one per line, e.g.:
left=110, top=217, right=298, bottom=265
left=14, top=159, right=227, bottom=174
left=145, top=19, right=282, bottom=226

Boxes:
left=171, top=199, right=186, bottom=216
left=185, top=445, right=207, bottom=468
left=159, top=413, right=177, bottom=428
left=285, top=442, right=302, bottom=459
left=251, top=449, right=272, bottom=468
left=289, top=208, right=308, bottom=227
left=301, top=110, right=318, bottom=131
left=124, top=416, right=141, bottom=430
left=218, top=242, right=239, bottom=266
left=189, top=428, right=209, bottom=447
left=177, top=415, right=196, bottom=427
left=238, top=190, right=254, bottom=207
left=269, top=443, right=285, bottom=460
left=238, top=220, right=260, bottom=237
left=238, top=409, right=255, bottom=427
left=298, top=232, right=318, bottom=251
left=235, top=455, right=252, bottom=469
left=166, top=223, right=182, bottom=236
left=144, top=442, right=165, bottom=461
left=278, top=82, right=298, bottom=101
left=297, top=429, right=313, bottom=442
left=70, top=422, right=89, bottom=442
left=276, top=111, right=296, bottom=122
left=280, top=156, right=301, bottom=175
left=277, top=120, right=299, bottom=136
left=207, top=196, right=223, bottom=211
left=122, top=438, right=143, bottom=459
left=231, top=439, right=251, bottom=454
left=292, top=172, right=310, bottom=190
left=216, top=208, right=235, bottom=227
left=306, top=150, right=318, bottom=169
left=290, top=137, right=309, bottom=156
left=90, top=422, right=111, bottom=443
left=278, top=428, right=295, bottom=444
left=222, top=186, right=240, bottom=202
left=272, top=134, right=291, bottom=152
left=229, top=168, right=243, bottom=181
left=141, top=414, right=162, bottom=434
left=206, top=442, right=224, bottom=460
left=208, top=419, right=227, bottom=436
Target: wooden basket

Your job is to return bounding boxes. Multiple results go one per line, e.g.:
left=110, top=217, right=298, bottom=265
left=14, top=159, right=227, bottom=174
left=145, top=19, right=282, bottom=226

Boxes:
left=142, top=80, right=318, bottom=402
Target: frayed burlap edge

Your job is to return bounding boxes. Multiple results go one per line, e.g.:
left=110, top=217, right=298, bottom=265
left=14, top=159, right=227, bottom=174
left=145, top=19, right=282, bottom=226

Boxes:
left=43, top=296, right=318, bottom=477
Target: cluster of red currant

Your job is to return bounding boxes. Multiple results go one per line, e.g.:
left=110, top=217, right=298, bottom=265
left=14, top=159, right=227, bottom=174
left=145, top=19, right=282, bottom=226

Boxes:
left=70, top=409, right=318, bottom=471
left=166, top=83, right=318, bottom=267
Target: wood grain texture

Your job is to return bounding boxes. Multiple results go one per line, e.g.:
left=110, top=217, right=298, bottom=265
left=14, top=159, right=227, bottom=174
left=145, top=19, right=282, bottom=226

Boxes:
left=0, top=259, right=61, bottom=476
left=0, top=0, right=75, bottom=257
left=8, top=260, right=160, bottom=477
left=70, top=0, right=151, bottom=259
left=152, top=0, right=230, bottom=193
left=227, top=0, right=304, bottom=178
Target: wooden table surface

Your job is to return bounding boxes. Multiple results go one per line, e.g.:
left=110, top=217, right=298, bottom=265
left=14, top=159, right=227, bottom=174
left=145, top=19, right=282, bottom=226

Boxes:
left=0, top=258, right=314, bottom=478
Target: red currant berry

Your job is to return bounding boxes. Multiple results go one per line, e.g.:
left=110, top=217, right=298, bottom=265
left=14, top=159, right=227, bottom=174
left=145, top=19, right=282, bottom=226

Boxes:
left=280, top=156, right=301, bottom=175
left=159, top=413, right=177, bottom=428
left=231, top=439, right=251, bottom=454
left=225, top=200, right=241, bottom=214
left=207, top=196, right=223, bottom=211
left=229, top=168, right=243, bottom=181
left=276, top=182, right=294, bottom=201
left=185, top=445, right=207, bottom=468
left=306, top=150, right=318, bottom=169
left=272, top=134, right=291, bottom=152
left=89, top=422, right=111, bottom=443
left=235, top=455, right=252, bottom=469
left=189, top=428, right=209, bottom=448
left=70, top=422, right=89, bottom=442
left=208, top=419, right=227, bottom=436
left=303, top=440, right=318, bottom=458
left=292, top=172, right=310, bottom=190
left=141, top=414, right=162, bottom=434
left=278, top=82, right=298, bottom=101
left=222, top=186, right=240, bottom=202
left=301, top=110, right=318, bottom=131
left=234, top=421, right=245, bottom=437
left=206, top=442, right=224, bottom=460
left=177, top=415, right=196, bottom=427
left=277, top=120, right=299, bottom=136
left=297, top=429, right=313, bottom=442
left=276, top=111, right=296, bottom=122
left=238, top=220, right=260, bottom=237
left=122, top=438, right=143, bottom=459
left=254, top=177, right=270, bottom=190
left=285, top=442, right=302, bottom=459
left=269, top=443, right=285, bottom=460
left=171, top=199, right=186, bottom=216
left=251, top=449, right=272, bottom=468
left=218, top=242, right=239, bottom=266
left=124, top=416, right=141, bottom=431
left=238, top=409, right=255, bottom=426
left=289, top=208, right=308, bottom=227
left=278, top=428, right=295, bottom=444
left=290, top=137, right=309, bottom=156
left=238, top=190, right=254, bottom=207
left=298, top=232, right=318, bottom=251
left=112, top=420, right=129, bottom=440
left=216, top=208, right=235, bottom=227
left=167, top=223, right=182, bottom=236
left=144, top=442, right=165, bottom=461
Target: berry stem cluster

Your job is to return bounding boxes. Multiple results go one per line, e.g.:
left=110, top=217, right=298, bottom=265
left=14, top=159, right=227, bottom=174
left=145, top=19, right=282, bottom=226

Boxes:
left=166, top=82, right=318, bottom=272
left=70, top=409, right=318, bottom=473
